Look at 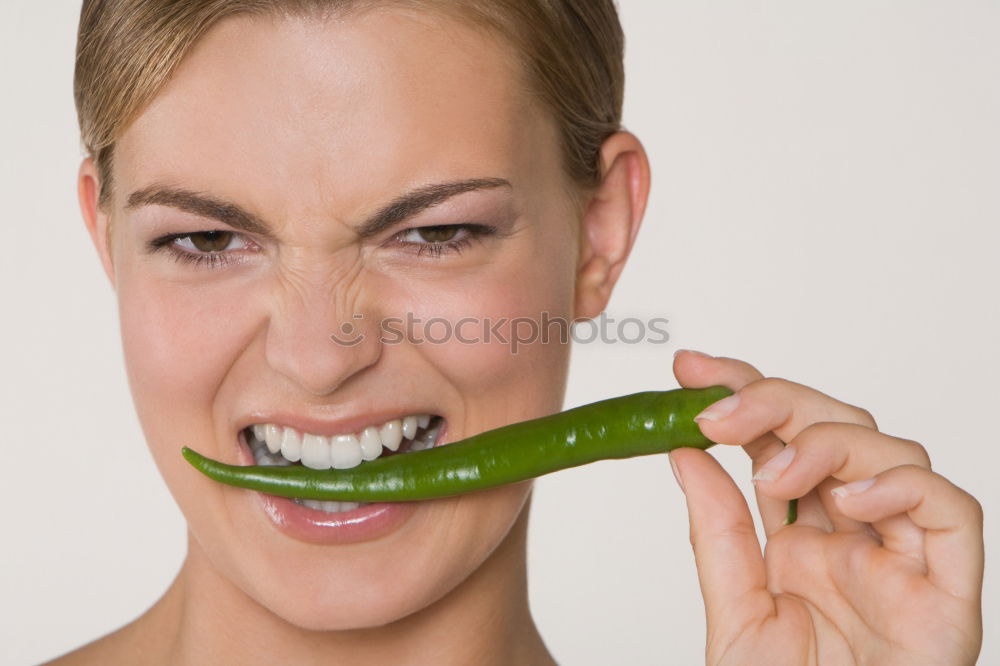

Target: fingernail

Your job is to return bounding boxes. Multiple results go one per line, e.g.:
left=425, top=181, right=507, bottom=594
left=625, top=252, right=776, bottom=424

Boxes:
left=752, top=446, right=796, bottom=483
left=831, top=478, right=876, bottom=499
left=668, top=453, right=685, bottom=493
left=674, top=348, right=711, bottom=359
left=693, top=393, right=740, bottom=422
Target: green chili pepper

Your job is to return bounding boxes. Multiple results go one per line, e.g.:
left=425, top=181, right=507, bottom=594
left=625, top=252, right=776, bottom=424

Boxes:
left=181, top=386, right=797, bottom=524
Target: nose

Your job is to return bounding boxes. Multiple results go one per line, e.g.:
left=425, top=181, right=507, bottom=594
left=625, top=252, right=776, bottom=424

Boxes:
left=264, top=288, right=381, bottom=397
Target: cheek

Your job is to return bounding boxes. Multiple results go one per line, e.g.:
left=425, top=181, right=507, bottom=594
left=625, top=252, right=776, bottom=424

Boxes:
left=379, top=246, right=576, bottom=416
left=379, top=234, right=575, bottom=396
left=117, top=268, right=259, bottom=448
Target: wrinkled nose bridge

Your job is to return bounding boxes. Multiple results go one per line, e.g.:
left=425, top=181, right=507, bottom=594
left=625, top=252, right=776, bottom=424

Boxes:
left=263, top=275, right=380, bottom=396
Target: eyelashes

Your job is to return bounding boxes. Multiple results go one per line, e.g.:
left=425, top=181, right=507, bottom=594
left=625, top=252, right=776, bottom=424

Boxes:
left=146, top=223, right=500, bottom=268
left=394, top=224, right=498, bottom=258
left=146, top=231, right=258, bottom=269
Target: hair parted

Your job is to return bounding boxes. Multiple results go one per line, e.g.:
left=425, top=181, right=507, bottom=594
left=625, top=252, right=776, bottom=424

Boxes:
left=74, top=0, right=624, bottom=208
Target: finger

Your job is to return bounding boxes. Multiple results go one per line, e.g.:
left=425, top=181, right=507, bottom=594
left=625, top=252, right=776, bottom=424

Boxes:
left=830, top=465, right=984, bottom=602
left=668, top=447, right=774, bottom=627
left=672, top=348, right=765, bottom=393
left=765, top=485, right=836, bottom=535
left=693, top=377, right=879, bottom=462
left=815, top=478, right=870, bottom=535
left=674, top=353, right=880, bottom=533
left=673, top=352, right=815, bottom=534
left=672, top=351, right=792, bottom=528
left=743, top=433, right=797, bottom=533
left=686, top=367, right=877, bottom=533
left=752, top=423, right=931, bottom=533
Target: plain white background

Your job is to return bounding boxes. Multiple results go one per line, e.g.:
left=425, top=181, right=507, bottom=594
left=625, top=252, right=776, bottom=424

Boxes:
left=1, top=1, right=997, bottom=664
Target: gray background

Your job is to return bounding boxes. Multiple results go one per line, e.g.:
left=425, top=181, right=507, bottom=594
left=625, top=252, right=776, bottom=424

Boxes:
left=1, top=1, right=997, bottom=664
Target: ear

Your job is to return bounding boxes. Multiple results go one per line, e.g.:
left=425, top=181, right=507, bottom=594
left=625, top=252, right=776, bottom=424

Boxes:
left=78, top=158, right=116, bottom=288
left=574, top=131, right=651, bottom=320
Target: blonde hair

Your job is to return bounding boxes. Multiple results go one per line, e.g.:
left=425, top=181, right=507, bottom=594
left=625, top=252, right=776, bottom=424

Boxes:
left=74, top=0, right=624, bottom=208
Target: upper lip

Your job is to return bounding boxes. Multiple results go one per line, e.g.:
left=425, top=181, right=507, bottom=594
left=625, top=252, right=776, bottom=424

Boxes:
left=234, top=409, right=441, bottom=439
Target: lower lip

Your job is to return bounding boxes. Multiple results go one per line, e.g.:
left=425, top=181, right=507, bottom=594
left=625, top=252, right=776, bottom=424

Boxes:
left=237, top=432, right=420, bottom=545
left=255, top=494, right=418, bottom=545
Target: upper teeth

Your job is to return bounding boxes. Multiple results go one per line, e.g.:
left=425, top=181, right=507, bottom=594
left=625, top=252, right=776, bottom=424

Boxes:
left=248, top=414, right=438, bottom=470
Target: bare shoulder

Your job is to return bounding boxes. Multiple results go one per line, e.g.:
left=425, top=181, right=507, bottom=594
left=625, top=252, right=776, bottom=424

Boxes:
left=44, top=578, right=182, bottom=664
left=43, top=619, right=164, bottom=665
left=43, top=632, right=122, bottom=665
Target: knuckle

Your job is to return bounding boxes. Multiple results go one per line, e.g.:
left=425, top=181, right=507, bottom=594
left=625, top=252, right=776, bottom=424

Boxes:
left=891, top=462, right=926, bottom=476
left=756, top=376, right=797, bottom=394
left=955, top=488, right=984, bottom=525
left=848, top=404, right=878, bottom=429
left=900, top=438, right=932, bottom=468
left=713, top=523, right=759, bottom=542
left=714, top=355, right=766, bottom=382
left=970, top=496, right=984, bottom=525
left=936, top=481, right=985, bottom=528
left=790, top=420, right=853, bottom=451
left=795, top=420, right=840, bottom=441
left=742, top=376, right=800, bottom=406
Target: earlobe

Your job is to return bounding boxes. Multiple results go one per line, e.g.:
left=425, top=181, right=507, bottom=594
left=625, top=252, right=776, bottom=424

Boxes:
left=77, top=158, right=116, bottom=288
left=574, top=131, right=651, bottom=320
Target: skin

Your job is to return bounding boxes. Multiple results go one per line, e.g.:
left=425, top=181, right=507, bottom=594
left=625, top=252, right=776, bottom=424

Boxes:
left=671, top=350, right=984, bottom=665
left=63, top=8, right=647, bottom=665
left=57, top=7, right=983, bottom=666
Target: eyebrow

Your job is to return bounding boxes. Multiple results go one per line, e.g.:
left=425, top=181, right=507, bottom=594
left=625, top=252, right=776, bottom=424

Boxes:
left=125, top=177, right=512, bottom=238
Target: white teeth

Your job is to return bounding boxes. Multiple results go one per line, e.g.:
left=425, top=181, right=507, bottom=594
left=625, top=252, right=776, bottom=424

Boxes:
left=280, top=427, right=302, bottom=462
left=256, top=451, right=286, bottom=466
left=330, top=434, right=363, bottom=469
left=300, top=433, right=332, bottom=470
left=402, top=415, right=418, bottom=439
left=253, top=424, right=267, bottom=443
left=251, top=413, right=438, bottom=467
left=379, top=419, right=403, bottom=451
left=264, top=424, right=283, bottom=454
left=359, top=426, right=382, bottom=461
left=294, top=498, right=367, bottom=513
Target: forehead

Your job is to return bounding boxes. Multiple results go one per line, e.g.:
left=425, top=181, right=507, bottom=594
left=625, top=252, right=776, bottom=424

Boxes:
left=116, top=8, right=554, bottom=220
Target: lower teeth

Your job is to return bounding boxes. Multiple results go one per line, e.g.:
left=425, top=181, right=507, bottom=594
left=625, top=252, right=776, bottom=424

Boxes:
left=292, top=499, right=368, bottom=513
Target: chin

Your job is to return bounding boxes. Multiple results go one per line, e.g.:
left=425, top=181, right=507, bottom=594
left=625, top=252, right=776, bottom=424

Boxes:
left=178, top=480, right=533, bottom=634
left=258, top=580, right=436, bottom=632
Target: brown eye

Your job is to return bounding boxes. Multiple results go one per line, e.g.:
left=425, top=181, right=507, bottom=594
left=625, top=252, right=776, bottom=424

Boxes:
left=394, top=223, right=494, bottom=257
left=416, top=226, right=459, bottom=243
left=189, top=231, right=234, bottom=252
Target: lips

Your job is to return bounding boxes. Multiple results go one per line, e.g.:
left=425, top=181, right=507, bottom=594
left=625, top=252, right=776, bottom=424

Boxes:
left=232, top=414, right=444, bottom=520
left=218, top=414, right=447, bottom=542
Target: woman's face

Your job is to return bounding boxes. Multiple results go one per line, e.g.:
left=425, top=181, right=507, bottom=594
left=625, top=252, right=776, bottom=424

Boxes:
left=101, top=9, right=582, bottom=628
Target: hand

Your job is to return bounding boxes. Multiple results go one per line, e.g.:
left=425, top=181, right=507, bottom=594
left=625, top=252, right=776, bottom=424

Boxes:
left=669, top=350, right=984, bottom=665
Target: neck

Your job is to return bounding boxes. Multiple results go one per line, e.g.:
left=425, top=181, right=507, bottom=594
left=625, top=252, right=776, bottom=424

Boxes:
left=140, top=501, right=553, bottom=666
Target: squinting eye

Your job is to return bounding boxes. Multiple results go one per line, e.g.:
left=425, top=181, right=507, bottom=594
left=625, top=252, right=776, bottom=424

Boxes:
left=404, top=226, right=460, bottom=243
left=178, top=231, right=242, bottom=253
left=387, top=223, right=499, bottom=258
left=146, top=229, right=259, bottom=269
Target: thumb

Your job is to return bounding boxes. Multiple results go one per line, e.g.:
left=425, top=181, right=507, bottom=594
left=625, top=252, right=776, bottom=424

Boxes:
left=669, top=447, right=772, bottom=626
